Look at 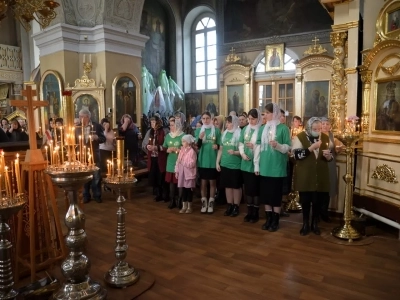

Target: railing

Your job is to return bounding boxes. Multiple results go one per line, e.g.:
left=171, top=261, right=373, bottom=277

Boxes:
left=0, top=44, right=22, bottom=71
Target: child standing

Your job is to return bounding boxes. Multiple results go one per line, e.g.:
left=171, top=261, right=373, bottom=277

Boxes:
left=175, top=135, right=197, bottom=213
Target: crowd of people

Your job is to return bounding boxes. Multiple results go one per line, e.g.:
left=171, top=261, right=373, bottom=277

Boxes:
left=140, top=104, right=344, bottom=236
left=5, top=103, right=343, bottom=236
left=1, top=118, right=29, bottom=142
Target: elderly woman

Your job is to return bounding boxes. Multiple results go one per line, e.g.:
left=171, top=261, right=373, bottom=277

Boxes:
left=321, top=117, right=344, bottom=222
left=7, top=119, right=29, bottom=142
left=292, top=117, right=332, bottom=236
left=118, top=114, right=140, bottom=166
left=145, top=115, right=167, bottom=202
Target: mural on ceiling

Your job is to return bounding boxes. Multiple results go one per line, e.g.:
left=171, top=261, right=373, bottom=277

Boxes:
left=223, top=0, right=332, bottom=44
left=140, top=0, right=168, bottom=86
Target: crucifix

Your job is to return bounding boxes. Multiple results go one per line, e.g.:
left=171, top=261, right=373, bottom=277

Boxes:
left=312, top=36, right=320, bottom=46
left=9, top=85, right=66, bottom=282
left=9, top=85, right=48, bottom=161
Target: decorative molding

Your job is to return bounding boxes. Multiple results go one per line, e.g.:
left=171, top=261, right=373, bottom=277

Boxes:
left=330, top=31, right=347, bottom=48
left=381, top=60, right=400, bottom=76
left=32, top=23, right=149, bottom=58
left=359, top=40, right=400, bottom=71
left=104, top=0, right=144, bottom=33
left=0, top=70, right=23, bottom=82
left=331, top=21, right=359, bottom=32
left=0, top=44, right=22, bottom=71
left=229, top=77, right=242, bottom=83
left=345, top=68, right=358, bottom=75
left=371, top=164, right=398, bottom=184
left=295, top=74, right=303, bottom=82
left=219, top=30, right=331, bottom=54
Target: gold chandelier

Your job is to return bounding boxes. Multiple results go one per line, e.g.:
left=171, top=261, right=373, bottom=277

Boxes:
left=0, top=0, right=60, bottom=31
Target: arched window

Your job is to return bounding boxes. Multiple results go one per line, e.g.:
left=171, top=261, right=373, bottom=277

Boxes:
left=255, top=54, right=296, bottom=73
left=193, top=16, right=217, bottom=91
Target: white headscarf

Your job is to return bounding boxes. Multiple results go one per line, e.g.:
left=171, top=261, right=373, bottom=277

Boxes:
left=182, top=134, right=195, bottom=144
left=244, top=108, right=262, bottom=144
left=149, top=86, right=166, bottom=113
left=222, top=115, right=241, bottom=146
left=261, top=103, right=281, bottom=151
left=169, top=119, right=183, bottom=138
left=199, top=114, right=215, bottom=141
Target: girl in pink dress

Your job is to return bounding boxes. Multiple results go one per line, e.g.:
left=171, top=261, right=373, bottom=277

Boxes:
left=175, top=135, right=197, bottom=213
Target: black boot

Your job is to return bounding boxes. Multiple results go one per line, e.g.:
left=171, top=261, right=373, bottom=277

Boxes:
left=268, top=212, right=280, bottom=232
left=155, top=188, right=163, bottom=202
left=311, top=216, right=321, bottom=235
left=224, top=204, right=233, bottom=216
left=244, top=205, right=253, bottom=222
left=250, top=206, right=259, bottom=223
left=168, top=197, right=176, bottom=209
left=300, top=217, right=310, bottom=236
left=261, top=211, right=273, bottom=230
left=175, top=197, right=182, bottom=209
left=230, top=204, right=239, bottom=217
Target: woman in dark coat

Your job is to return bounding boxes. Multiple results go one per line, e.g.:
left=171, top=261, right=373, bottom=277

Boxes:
left=7, top=119, right=29, bottom=142
left=118, top=114, right=139, bottom=166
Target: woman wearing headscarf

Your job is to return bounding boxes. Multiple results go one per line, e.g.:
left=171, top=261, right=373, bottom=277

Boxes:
left=163, top=118, right=184, bottom=209
left=216, top=115, right=242, bottom=217
left=254, top=103, right=291, bottom=232
left=119, top=114, right=140, bottom=166
left=239, top=108, right=262, bottom=223
left=146, top=115, right=167, bottom=202
left=100, top=118, right=115, bottom=175
left=320, top=117, right=344, bottom=222
left=195, top=111, right=222, bottom=214
left=292, top=117, right=332, bottom=236
left=174, top=111, right=194, bottom=135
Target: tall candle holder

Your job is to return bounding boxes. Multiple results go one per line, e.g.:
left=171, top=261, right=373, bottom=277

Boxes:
left=0, top=193, right=25, bottom=300
left=331, top=116, right=362, bottom=242
left=103, top=138, right=139, bottom=288
left=45, top=92, right=107, bottom=299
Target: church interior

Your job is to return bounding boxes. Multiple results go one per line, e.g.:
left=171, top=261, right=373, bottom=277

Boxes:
left=0, top=0, right=400, bottom=299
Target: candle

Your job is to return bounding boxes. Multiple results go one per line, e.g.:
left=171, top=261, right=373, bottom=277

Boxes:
left=111, top=151, right=114, bottom=177
left=126, top=150, right=129, bottom=170
left=60, top=126, right=64, bottom=164
left=45, top=146, right=48, bottom=167
left=89, top=54, right=91, bottom=63
left=83, top=146, right=86, bottom=165
left=4, top=166, right=9, bottom=198
left=83, top=54, right=86, bottom=63
left=130, top=167, right=133, bottom=177
left=78, top=136, right=82, bottom=162
left=90, top=135, right=94, bottom=166
left=0, top=174, right=2, bottom=198
left=269, top=130, right=273, bottom=141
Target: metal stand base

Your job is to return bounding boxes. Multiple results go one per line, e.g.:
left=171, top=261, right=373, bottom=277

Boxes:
left=331, top=224, right=362, bottom=242
left=104, top=262, right=140, bottom=288
left=0, top=289, right=18, bottom=300
left=285, top=191, right=302, bottom=212
left=53, top=279, right=107, bottom=300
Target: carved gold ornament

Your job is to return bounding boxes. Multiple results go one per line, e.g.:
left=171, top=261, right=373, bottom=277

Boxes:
left=225, top=47, right=240, bottom=63
left=0, top=0, right=60, bottom=31
left=371, top=164, right=398, bottom=183
left=303, top=36, right=328, bottom=56
left=381, top=60, right=400, bottom=76
left=375, top=0, right=400, bottom=44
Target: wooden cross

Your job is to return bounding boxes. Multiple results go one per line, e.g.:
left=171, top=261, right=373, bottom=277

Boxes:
left=312, top=36, right=319, bottom=46
left=10, top=85, right=48, bottom=157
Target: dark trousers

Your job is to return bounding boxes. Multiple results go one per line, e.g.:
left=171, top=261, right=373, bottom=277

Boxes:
left=299, top=191, right=329, bottom=221
left=83, top=161, right=102, bottom=200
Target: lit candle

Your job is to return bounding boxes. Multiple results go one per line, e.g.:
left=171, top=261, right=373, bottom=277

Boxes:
left=90, top=135, right=94, bottom=166
left=111, top=151, right=114, bottom=177
left=60, top=126, right=64, bottom=164
left=130, top=167, right=133, bottom=177
left=269, top=130, right=273, bottom=141
left=78, top=135, right=82, bottom=162
left=4, top=166, right=10, bottom=198
left=83, top=146, right=86, bottom=165
left=0, top=174, right=2, bottom=198
left=45, top=146, right=48, bottom=167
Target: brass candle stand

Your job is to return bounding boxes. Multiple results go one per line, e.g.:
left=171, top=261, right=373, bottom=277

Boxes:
left=103, top=138, right=139, bottom=288
left=45, top=120, right=107, bottom=299
left=0, top=194, right=25, bottom=300
left=331, top=130, right=361, bottom=242
left=286, top=163, right=302, bottom=212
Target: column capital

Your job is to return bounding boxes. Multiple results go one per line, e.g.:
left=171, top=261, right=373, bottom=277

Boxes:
left=360, top=70, right=372, bottom=84
left=330, top=31, right=348, bottom=48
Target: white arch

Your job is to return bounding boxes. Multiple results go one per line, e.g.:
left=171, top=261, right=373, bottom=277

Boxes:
left=182, top=5, right=215, bottom=92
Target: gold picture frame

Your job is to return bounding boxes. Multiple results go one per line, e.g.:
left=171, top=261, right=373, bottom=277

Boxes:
left=112, top=73, right=141, bottom=127
left=376, top=0, right=400, bottom=42
left=39, top=70, right=64, bottom=132
left=372, top=76, right=400, bottom=135
left=265, top=43, right=284, bottom=72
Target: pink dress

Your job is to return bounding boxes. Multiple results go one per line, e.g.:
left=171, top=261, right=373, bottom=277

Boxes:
left=175, top=146, right=197, bottom=188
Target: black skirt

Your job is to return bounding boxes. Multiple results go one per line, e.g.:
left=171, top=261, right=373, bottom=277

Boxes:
left=259, top=176, right=284, bottom=207
left=220, top=167, right=242, bottom=189
left=242, top=171, right=260, bottom=197
left=198, top=167, right=218, bottom=180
